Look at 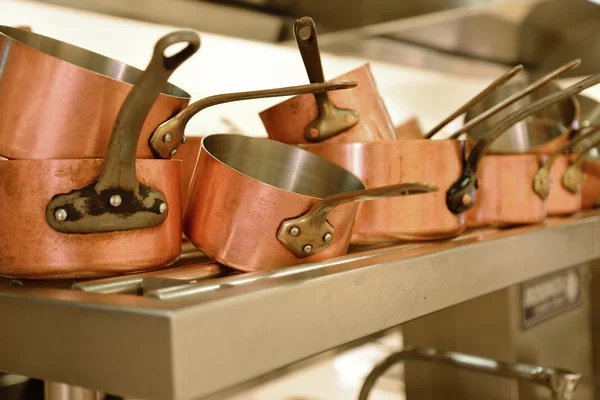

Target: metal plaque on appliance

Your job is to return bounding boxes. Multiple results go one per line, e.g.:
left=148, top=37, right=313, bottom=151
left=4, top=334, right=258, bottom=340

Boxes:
left=521, top=268, right=581, bottom=329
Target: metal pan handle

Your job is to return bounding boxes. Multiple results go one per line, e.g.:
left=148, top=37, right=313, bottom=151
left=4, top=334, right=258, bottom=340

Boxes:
left=277, top=182, right=438, bottom=258
left=533, top=124, right=600, bottom=199
left=149, top=80, right=357, bottom=158
left=358, top=347, right=581, bottom=400
left=424, top=64, right=524, bottom=139
left=294, top=16, right=359, bottom=142
left=562, top=126, right=600, bottom=194
left=447, top=59, right=580, bottom=140
left=46, top=30, right=200, bottom=234
left=446, top=72, right=600, bottom=214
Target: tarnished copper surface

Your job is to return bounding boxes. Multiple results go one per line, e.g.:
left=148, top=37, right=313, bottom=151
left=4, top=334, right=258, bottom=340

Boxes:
left=546, top=154, right=582, bottom=216
left=260, top=64, right=396, bottom=144
left=0, top=29, right=190, bottom=160
left=582, top=158, right=600, bottom=209
left=395, top=117, right=423, bottom=139
left=466, top=155, right=547, bottom=227
left=0, top=159, right=182, bottom=279
left=183, top=142, right=359, bottom=272
left=303, top=140, right=466, bottom=243
left=173, top=136, right=202, bottom=210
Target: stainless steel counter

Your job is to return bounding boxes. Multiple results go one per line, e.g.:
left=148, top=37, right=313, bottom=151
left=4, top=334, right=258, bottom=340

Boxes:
left=0, top=214, right=599, bottom=399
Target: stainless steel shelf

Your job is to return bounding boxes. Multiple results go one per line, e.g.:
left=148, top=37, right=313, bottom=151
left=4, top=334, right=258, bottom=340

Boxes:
left=1, top=214, right=599, bottom=400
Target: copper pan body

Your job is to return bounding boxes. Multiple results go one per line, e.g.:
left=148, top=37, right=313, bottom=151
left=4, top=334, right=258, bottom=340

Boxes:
left=184, top=135, right=361, bottom=272
left=0, top=26, right=190, bottom=159
left=466, top=154, right=547, bottom=228
left=0, top=159, right=182, bottom=279
left=547, top=154, right=581, bottom=216
left=259, top=64, right=396, bottom=144
left=395, top=117, right=424, bottom=139
left=302, top=140, right=465, bottom=243
left=173, top=136, right=202, bottom=210
left=582, top=158, right=600, bottom=209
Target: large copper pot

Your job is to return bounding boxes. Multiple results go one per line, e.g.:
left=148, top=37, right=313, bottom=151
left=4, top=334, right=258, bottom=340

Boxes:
left=183, top=134, right=436, bottom=272
left=259, top=17, right=396, bottom=144
left=0, top=31, right=200, bottom=278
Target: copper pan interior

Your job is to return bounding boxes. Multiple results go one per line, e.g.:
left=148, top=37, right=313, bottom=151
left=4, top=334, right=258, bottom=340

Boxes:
left=0, top=25, right=189, bottom=98
left=464, top=81, right=578, bottom=153
left=201, top=134, right=366, bottom=197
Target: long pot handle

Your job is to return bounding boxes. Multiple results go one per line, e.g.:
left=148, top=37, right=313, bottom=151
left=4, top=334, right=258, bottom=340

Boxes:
left=358, top=347, right=581, bottom=400
left=294, top=16, right=360, bottom=142
left=149, top=80, right=357, bottom=158
left=446, top=72, right=600, bottom=214
left=533, top=124, right=600, bottom=199
left=46, top=30, right=200, bottom=234
left=447, top=58, right=581, bottom=140
left=424, top=64, right=524, bottom=139
left=561, top=126, right=600, bottom=194
left=277, top=182, right=438, bottom=258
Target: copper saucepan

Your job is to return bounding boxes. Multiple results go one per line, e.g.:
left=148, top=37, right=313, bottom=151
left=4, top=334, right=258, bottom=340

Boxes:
left=259, top=17, right=397, bottom=144
left=449, top=73, right=600, bottom=228
left=300, top=62, right=577, bottom=242
left=183, top=135, right=437, bottom=272
left=0, top=25, right=192, bottom=159
left=0, top=31, right=200, bottom=279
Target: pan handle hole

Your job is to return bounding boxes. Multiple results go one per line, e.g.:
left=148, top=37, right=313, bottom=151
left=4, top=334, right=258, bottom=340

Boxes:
left=298, top=25, right=313, bottom=41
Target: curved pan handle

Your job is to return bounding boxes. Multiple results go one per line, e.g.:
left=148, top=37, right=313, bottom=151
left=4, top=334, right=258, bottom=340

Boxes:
left=277, top=182, right=438, bottom=258
left=447, top=59, right=581, bottom=140
left=149, top=80, right=357, bottom=158
left=561, top=126, right=600, bottom=194
left=46, top=31, right=200, bottom=233
left=533, top=124, right=600, bottom=199
left=294, top=16, right=359, bottom=142
left=358, top=347, right=581, bottom=400
left=446, top=72, right=600, bottom=214
left=424, top=64, right=524, bottom=139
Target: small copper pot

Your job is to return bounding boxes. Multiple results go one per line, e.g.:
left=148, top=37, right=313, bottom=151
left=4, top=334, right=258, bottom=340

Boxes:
left=0, top=31, right=200, bottom=278
left=259, top=18, right=396, bottom=144
left=183, top=135, right=436, bottom=272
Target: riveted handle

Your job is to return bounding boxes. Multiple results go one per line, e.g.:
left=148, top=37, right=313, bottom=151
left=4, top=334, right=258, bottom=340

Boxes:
left=562, top=126, right=600, bottom=194
left=448, top=59, right=580, bottom=140
left=446, top=70, right=600, bottom=214
left=149, top=80, right=358, bottom=158
left=425, top=64, right=524, bottom=139
left=46, top=31, right=200, bottom=233
left=277, top=182, right=438, bottom=258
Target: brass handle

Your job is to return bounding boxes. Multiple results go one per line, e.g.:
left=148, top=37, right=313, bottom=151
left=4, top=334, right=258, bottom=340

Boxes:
left=448, top=59, right=581, bottom=140
left=150, top=80, right=358, bottom=158
left=358, top=348, right=581, bottom=400
left=294, top=16, right=360, bottom=142
left=424, top=64, right=524, bottom=139
left=446, top=71, right=600, bottom=215
left=534, top=124, right=600, bottom=199
left=562, top=127, right=600, bottom=194
left=277, top=182, right=438, bottom=258
left=46, top=30, right=200, bottom=233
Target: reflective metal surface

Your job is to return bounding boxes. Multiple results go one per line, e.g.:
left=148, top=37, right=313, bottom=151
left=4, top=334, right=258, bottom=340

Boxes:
left=359, top=347, right=581, bottom=400
left=0, top=215, right=599, bottom=399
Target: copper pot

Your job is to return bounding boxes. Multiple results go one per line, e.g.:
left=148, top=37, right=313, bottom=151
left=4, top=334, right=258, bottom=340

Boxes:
left=183, top=135, right=436, bottom=272
left=449, top=73, right=600, bottom=227
left=173, top=136, right=202, bottom=211
left=0, top=31, right=200, bottom=279
left=259, top=17, right=396, bottom=144
left=0, top=25, right=191, bottom=160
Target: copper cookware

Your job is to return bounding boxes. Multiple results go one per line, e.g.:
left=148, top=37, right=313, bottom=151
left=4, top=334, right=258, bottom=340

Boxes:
left=259, top=17, right=396, bottom=144
left=574, top=95, right=600, bottom=209
left=183, top=134, right=437, bottom=272
left=448, top=73, right=600, bottom=228
left=173, top=136, right=202, bottom=210
left=0, top=25, right=192, bottom=160
left=0, top=31, right=200, bottom=279
left=299, top=63, right=577, bottom=242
